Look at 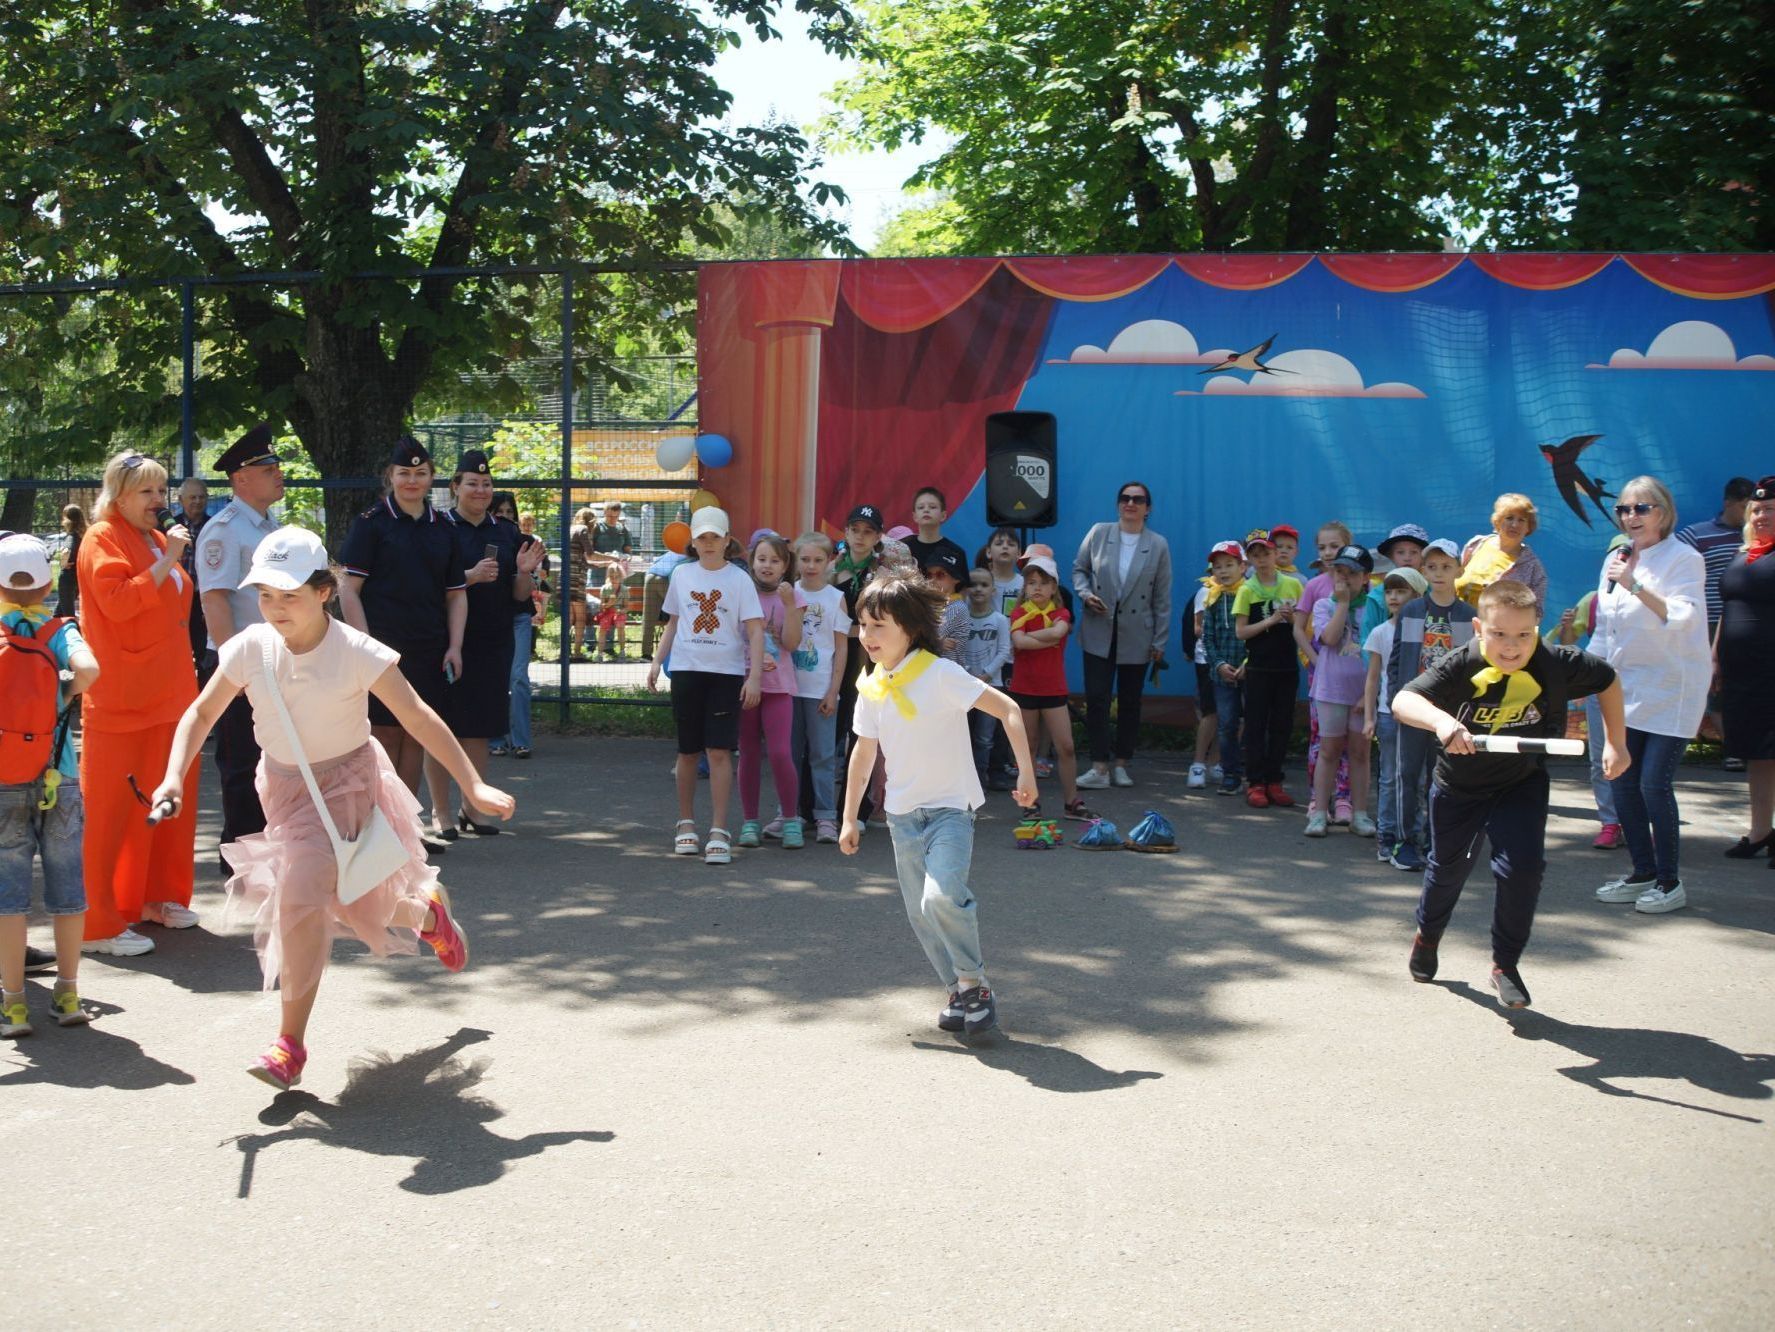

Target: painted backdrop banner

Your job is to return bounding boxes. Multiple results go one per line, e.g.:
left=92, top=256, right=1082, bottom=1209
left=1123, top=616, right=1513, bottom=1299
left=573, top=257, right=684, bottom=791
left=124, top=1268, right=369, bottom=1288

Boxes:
left=698, top=253, right=1775, bottom=691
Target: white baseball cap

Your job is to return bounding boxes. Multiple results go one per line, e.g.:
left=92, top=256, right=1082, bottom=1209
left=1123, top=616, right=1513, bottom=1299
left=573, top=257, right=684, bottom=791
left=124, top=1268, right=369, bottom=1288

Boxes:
left=689, top=506, right=730, bottom=539
left=1022, top=554, right=1059, bottom=581
left=240, top=526, right=331, bottom=591
left=0, top=534, right=52, bottom=591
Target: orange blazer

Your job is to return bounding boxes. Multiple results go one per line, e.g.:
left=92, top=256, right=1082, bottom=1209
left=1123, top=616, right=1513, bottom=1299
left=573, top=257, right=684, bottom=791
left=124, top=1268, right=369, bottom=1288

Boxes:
left=76, top=517, right=199, bottom=732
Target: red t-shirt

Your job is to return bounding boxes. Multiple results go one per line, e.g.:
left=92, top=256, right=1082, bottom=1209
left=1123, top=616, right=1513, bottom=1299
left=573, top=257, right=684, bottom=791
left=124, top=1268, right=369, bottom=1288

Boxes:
left=1008, top=601, right=1071, bottom=696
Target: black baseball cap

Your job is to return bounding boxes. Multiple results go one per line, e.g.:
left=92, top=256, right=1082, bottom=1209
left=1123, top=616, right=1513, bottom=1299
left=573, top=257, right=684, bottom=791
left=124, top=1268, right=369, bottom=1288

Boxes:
left=923, top=548, right=966, bottom=583
left=1330, top=543, right=1374, bottom=573
left=845, top=504, right=884, bottom=532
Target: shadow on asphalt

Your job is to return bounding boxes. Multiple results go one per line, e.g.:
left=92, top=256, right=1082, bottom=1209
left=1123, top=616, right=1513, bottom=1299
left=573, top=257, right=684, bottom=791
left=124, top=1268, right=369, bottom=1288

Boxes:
left=351, top=746, right=1775, bottom=1052
left=1442, top=981, right=1775, bottom=1123
left=0, top=999, right=196, bottom=1090
left=226, top=1027, right=613, bottom=1197
left=910, top=1036, right=1162, bottom=1093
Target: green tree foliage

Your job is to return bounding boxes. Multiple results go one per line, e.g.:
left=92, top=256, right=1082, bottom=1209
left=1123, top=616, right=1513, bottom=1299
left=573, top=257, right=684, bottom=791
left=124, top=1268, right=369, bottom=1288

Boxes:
left=0, top=0, right=856, bottom=540
left=832, top=0, right=1773, bottom=254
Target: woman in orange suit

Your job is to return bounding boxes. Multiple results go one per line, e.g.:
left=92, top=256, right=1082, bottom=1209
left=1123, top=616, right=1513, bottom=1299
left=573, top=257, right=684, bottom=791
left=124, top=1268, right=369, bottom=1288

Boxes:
left=76, top=451, right=202, bottom=956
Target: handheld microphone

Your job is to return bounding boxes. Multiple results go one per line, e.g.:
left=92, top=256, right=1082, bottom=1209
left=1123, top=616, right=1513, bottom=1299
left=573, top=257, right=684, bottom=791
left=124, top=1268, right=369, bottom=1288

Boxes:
left=155, top=506, right=177, bottom=533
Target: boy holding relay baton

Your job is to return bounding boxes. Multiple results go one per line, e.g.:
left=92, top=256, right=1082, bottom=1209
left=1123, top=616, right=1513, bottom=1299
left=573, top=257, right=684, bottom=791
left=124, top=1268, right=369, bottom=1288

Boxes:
left=1392, top=579, right=1628, bottom=1008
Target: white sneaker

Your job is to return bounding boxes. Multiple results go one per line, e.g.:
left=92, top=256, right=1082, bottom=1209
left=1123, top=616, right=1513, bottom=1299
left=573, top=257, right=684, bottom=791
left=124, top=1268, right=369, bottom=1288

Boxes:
left=1209, top=764, right=1224, bottom=781
left=1076, top=768, right=1111, bottom=790
left=1186, top=763, right=1206, bottom=789
left=141, top=901, right=199, bottom=929
left=1596, top=874, right=1656, bottom=904
left=82, top=928, right=155, bottom=957
left=1634, top=881, right=1687, bottom=914
left=761, top=816, right=786, bottom=840
left=1113, top=766, right=1134, bottom=788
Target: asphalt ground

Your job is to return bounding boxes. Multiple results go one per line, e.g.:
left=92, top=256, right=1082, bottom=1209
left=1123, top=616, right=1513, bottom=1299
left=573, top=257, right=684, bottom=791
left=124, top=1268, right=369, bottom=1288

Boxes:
left=7, top=739, right=1772, bottom=1329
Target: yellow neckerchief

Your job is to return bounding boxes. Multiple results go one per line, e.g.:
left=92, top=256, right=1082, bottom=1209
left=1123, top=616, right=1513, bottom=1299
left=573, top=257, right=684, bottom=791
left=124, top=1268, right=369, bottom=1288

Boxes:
left=1277, top=560, right=1299, bottom=575
left=857, top=647, right=937, bottom=717
left=1011, top=598, right=1058, bottom=631
left=1199, top=574, right=1242, bottom=608
left=1470, top=642, right=1543, bottom=731
left=0, top=599, right=54, bottom=629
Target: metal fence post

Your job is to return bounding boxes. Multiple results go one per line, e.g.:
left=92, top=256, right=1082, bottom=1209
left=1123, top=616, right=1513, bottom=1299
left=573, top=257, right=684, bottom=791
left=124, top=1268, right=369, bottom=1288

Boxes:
left=558, top=268, right=574, bottom=726
left=180, top=281, right=196, bottom=479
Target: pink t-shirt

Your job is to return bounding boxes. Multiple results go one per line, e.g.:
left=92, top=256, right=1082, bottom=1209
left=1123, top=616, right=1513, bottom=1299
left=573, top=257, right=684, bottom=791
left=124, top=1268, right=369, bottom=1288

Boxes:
left=1310, top=596, right=1370, bottom=705
left=750, top=582, right=808, bottom=694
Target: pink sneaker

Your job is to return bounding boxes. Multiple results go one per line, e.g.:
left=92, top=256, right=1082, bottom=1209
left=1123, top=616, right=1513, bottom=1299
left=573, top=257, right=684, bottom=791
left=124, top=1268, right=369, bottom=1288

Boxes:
left=420, top=887, right=470, bottom=972
left=1592, top=823, right=1625, bottom=850
left=248, top=1035, right=307, bottom=1090
left=1332, top=799, right=1353, bottom=826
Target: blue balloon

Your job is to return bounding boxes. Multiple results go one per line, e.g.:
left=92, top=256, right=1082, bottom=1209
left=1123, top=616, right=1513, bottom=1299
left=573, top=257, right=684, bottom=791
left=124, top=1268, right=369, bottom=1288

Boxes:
left=695, top=433, right=734, bottom=469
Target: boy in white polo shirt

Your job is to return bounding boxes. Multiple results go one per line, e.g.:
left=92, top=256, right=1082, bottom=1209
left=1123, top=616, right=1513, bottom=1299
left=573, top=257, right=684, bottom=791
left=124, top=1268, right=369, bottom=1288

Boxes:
left=649, top=507, right=763, bottom=865
left=841, top=575, right=1036, bottom=1037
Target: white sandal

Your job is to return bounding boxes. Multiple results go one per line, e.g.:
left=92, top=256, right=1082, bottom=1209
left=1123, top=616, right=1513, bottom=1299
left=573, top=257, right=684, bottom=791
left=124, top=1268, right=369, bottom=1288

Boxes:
left=704, top=827, right=733, bottom=865
left=673, top=819, right=700, bottom=856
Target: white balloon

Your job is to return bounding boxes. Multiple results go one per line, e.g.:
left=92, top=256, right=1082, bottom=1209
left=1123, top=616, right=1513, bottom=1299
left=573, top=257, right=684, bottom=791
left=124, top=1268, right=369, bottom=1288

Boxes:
left=655, top=435, right=696, bottom=471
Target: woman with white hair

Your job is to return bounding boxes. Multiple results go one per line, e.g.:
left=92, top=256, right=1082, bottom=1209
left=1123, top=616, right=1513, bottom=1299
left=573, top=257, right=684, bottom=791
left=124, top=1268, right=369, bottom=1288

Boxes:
left=1591, top=475, right=1711, bottom=914
left=74, top=451, right=203, bottom=956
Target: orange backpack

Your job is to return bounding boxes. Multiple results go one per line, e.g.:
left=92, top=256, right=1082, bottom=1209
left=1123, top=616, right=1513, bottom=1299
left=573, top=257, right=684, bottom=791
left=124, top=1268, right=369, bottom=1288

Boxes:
left=0, top=617, right=70, bottom=784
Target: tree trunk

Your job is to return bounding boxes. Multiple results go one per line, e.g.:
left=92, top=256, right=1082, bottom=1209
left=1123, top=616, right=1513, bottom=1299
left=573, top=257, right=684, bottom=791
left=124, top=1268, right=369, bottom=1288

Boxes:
left=1, top=485, right=38, bottom=536
left=292, top=305, right=414, bottom=551
left=1282, top=4, right=1352, bottom=249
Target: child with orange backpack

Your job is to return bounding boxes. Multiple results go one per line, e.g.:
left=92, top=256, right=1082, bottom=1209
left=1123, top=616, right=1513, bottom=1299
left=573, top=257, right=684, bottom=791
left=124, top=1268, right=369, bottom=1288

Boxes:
left=1, top=534, right=101, bottom=1037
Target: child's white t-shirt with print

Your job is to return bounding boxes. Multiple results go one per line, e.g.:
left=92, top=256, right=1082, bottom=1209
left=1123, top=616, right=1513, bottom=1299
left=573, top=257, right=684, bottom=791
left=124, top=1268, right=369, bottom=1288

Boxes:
left=1363, top=619, right=1397, bottom=715
left=852, top=654, right=986, bottom=815
left=792, top=582, right=851, bottom=699
left=661, top=561, right=763, bottom=675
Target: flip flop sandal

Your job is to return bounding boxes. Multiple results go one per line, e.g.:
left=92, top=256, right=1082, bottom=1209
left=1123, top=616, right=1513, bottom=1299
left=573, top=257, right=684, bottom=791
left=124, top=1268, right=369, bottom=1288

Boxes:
left=705, top=828, right=733, bottom=865
left=673, top=819, right=700, bottom=855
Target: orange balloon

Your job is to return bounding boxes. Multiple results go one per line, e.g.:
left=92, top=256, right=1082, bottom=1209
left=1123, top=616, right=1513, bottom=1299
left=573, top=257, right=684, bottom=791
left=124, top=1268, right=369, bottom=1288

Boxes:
left=662, top=521, right=691, bottom=554
left=690, top=489, right=720, bottom=513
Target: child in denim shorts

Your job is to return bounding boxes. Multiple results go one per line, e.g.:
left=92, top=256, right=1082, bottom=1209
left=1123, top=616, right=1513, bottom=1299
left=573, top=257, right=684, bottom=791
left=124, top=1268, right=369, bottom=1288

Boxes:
left=1, top=533, right=100, bottom=1037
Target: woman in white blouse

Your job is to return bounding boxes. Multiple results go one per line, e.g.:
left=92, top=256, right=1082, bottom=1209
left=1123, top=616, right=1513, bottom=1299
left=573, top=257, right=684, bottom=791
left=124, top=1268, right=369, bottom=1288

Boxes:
left=1590, top=476, right=1711, bottom=915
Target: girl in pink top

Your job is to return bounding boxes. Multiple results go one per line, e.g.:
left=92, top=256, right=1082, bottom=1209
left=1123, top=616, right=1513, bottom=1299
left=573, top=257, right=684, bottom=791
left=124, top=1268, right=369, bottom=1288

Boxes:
left=1305, top=549, right=1376, bottom=838
left=738, top=534, right=807, bottom=848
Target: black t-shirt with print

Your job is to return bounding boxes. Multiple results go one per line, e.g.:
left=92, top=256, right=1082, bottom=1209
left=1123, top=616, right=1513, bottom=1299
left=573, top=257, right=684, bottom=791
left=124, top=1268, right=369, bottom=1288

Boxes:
left=1401, top=638, right=1616, bottom=797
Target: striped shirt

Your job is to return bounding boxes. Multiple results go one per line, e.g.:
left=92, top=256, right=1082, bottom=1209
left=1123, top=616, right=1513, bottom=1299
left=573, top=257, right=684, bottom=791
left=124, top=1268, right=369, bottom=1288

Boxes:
left=1675, top=516, right=1741, bottom=627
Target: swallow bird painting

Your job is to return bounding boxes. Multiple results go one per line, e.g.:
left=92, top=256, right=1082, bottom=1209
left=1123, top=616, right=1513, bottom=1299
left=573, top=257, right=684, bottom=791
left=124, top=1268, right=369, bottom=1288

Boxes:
left=1539, top=434, right=1615, bottom=527
left=1199, top=335, right=1294, bottom=376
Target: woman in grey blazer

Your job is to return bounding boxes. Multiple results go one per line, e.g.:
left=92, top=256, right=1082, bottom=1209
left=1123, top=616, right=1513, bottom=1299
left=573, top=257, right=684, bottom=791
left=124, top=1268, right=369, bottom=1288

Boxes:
left=1071, top=481, right=1172, bottom=788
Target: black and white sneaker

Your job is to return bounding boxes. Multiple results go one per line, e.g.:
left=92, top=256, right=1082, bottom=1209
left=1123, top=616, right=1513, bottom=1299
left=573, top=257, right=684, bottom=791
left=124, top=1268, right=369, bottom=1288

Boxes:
left=23, top=945, right=56, bottom=975
left=958, top=985, right=998, bottom=1036
left=1408, top=932, right=1439, bottom=983
left=1490, top=963, right=1531, bottom=1009
left=938, top=991, right=965, bottom=1033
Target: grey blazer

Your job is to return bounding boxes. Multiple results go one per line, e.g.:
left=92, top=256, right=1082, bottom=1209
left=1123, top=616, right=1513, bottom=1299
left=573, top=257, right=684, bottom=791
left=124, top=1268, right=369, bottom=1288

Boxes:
left=1071, top=522, right=1173, bottom=664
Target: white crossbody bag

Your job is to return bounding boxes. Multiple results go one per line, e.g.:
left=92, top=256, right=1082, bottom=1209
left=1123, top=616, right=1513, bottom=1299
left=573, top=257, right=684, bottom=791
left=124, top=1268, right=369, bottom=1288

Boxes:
left=259, top=634, right=410, bottom=905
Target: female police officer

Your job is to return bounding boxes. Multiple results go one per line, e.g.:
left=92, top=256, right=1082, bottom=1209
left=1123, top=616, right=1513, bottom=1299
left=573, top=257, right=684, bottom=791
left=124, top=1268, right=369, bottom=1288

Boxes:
left=426, top=450, right=543, bottom=836
left=338, top=437, right=467, bottom=852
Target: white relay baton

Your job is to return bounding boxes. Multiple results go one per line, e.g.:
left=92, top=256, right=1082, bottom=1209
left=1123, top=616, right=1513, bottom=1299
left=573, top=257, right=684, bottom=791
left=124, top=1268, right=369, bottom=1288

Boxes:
left=1468, top=735, right=1585, bottom=756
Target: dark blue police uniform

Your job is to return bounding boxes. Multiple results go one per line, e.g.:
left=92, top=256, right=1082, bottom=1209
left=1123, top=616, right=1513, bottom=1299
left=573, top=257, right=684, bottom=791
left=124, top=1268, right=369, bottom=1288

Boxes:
left=339, top=474, right=467, bottom=727
left=442, top=504, right=528, bottom=738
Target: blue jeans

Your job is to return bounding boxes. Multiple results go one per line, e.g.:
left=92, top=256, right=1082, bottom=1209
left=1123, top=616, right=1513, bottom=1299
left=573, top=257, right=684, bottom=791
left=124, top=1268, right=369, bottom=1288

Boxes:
left=789, top=697, right=838, bottom=822
left=1375, top=713, right=1399, bottom=845
left=0, top=783, right=85, bottom=916
left=1585, top=694, right=1617, bottom=825
left=1610, top=728, right=1687, bottom=883
left=505, top=612, right=534, bottom=750
left=1392, top=723, right=1435, bottom=852
left=885, top=806, right=983, bottom=987
left=1211, top=676, right=1244, bottom=779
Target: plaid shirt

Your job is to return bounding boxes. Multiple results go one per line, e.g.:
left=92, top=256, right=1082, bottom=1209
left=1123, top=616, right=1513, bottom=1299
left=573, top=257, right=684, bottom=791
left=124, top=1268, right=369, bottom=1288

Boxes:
left=1199, top=587, right=1247, bottom=673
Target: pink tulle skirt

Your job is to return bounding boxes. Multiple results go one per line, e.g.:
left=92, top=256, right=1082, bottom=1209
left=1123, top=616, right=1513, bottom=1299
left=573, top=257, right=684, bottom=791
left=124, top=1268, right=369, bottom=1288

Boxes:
left=222, top=739, right=438, bottom=998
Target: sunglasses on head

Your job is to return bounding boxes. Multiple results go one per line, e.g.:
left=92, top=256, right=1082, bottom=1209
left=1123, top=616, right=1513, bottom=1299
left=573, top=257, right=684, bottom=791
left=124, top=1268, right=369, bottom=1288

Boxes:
left=1613, top=502, right=1660, bottom=517
left=1117, top=492, right=1149, bottom=505
left=119, top=453, right=147, bottom=470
